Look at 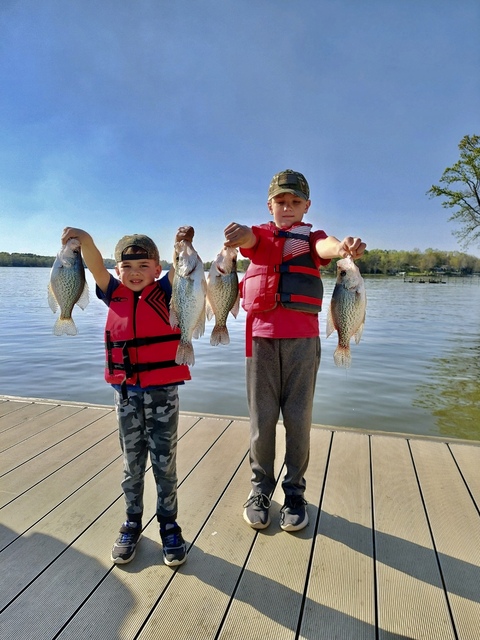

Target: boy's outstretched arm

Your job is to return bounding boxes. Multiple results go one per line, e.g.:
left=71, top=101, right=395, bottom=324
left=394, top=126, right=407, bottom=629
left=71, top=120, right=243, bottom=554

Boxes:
left=61, top=227, right=111, bottom=294
left=223, top=222, right=256, bottom=249
left=316, top=235, right=366, bottom=261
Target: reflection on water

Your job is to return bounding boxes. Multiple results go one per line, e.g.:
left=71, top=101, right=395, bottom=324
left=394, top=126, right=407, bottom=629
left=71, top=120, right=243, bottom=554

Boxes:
left=1, top=268, right=479, bottom=441
left=414, top=335, right=480, bottom=441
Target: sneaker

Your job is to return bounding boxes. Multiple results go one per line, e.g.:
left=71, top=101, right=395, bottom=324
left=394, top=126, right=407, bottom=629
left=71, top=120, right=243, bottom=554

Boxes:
left=111, top=521, right=142, bottom=564
left=280, top=495, right=308, bottom=532
left=160, top=523, right=187, bottom=566
left=243, top=491, right=271, bottom=529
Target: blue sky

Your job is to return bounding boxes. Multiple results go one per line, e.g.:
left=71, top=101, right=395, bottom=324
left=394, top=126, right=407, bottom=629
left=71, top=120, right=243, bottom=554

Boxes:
left=1, top=0, right=479, bottom=262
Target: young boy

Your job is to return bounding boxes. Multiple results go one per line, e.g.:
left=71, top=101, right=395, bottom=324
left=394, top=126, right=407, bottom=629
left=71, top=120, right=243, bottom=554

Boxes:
left=61, top=225, right=194, bottom=566
left=224, top=169, right=366, bottom=532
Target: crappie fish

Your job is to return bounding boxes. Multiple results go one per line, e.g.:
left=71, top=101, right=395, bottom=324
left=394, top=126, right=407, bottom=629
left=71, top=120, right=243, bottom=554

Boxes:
left=326, top=256, right=366, bottom=368
left=206, top=246, right=240, bottom=345
left=48, top=239, right=89, bottom=336
left=170, top=240, right=206, bottom=365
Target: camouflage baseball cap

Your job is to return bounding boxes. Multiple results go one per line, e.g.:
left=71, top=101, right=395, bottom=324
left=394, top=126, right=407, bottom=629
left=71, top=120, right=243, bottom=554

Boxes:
left=268, top=169, right=310, bottom=201
left=114, top=234, right=160, bottom=263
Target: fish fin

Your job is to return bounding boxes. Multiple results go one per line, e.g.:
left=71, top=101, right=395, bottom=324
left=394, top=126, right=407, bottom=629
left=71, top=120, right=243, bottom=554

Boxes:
left=192, top=308, right=206, bottom=339
left=175, top=341, right=195, bottom=366
left=47, top=285, right=59, bottom=313
left=333, top=346, right=351, bottom=368
left=76, top=282, right=90, bottom=310
left=210, top=325, right=230, bottom=346
left=169, top=307, right=179, bottom=329
left=325, top=307, right=336, bottom=338
left=230, top=292, right=241, bottom=318
left=205, top=297, right=214, bottom=321
left=353, top=321, right=365, bottom=345
left=53, top=317, right=78, bottom=336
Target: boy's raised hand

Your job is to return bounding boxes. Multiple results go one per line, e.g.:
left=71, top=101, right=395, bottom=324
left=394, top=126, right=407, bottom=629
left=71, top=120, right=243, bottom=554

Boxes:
left=175, top=226, right=194, bottom=243
left=339, top=236, right=366, bottom=260
left=224, top=222, right=255, bottom=249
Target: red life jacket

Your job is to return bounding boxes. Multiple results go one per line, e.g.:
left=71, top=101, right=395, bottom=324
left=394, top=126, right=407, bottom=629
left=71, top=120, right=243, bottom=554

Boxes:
left=240, top=223, right=323, bottom=356
left=104, top=282, right=190, bottom=392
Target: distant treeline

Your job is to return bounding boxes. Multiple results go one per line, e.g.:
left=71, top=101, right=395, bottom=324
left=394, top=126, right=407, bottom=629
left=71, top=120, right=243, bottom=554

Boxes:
left=349, top=248, right=480, bottom=276
left=230, top=248, right=480, bottom=276
left=2, top=249, right=480, bottom=275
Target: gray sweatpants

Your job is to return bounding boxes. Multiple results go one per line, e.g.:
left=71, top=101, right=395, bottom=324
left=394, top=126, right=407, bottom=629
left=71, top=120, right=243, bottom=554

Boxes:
left=246, top=337, right=321, bottom=497
left=113, top=386, right=179, bottom=526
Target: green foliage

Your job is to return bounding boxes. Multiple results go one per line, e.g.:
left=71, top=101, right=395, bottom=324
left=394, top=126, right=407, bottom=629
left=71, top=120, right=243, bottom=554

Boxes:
left=427, top=134, right=480, bottom=248
left=0, top=252, right=55, bottom=267
left=2, top=250, right=479, bottom=275
left=321, top=248, right=480, bottom=276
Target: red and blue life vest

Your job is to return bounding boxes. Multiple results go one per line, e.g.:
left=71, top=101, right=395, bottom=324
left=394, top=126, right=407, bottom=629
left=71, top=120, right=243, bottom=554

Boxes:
left=240, top=223, right=324, bottom=356
left=104, top=282, right=190, bottom=391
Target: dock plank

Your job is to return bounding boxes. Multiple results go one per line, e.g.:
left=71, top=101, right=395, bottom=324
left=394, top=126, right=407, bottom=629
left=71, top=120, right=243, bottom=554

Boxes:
left=372, top=435, right=455, bottom=639
left=0, top=414, right=234, bottom=639
left=1, top=396, right=480, bottom=640
left=0, top=406, right=112, bottom=474
left=0, top=423, right=117, bottom=508
left=215, top=428, right=330, bottom=640
left=0, top=401, right=62, bottom=433
left=449, top=442, right=480, bottom=505
left=0, top=404, right=84, bottom=450
left=59, top=419, right=251, bottom=640
left=411, top=439, right=480, bottom=640
left=300, top=430, right=375, bottom=640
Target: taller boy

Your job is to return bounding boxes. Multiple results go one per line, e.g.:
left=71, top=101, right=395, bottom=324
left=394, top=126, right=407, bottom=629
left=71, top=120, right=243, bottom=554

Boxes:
left=224, top=170, right=366, bottom=532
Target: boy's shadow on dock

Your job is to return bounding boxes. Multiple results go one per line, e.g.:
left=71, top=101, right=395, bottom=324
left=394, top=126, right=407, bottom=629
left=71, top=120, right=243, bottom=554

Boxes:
left=321, top=512, right=480, bottom=605
left=179, top=508, right=479, bottom=639
left=0, top=523, right=134, bottom=639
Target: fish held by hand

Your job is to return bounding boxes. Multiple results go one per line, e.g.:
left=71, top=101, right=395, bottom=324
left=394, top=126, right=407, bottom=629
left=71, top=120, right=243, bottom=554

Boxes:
left=170, top=240, right=206, bottom=365
left=326, top=256, right=366, bottom=368
left=206, top=246, right=240, bottom=346
left=48, top=239, right=89, bottom=336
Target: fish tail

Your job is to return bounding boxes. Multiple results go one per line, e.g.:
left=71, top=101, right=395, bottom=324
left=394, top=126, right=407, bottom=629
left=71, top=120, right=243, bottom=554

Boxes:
left=210, top=325, right=230, bottom=346
left=175, top=341, right=195, bottom=366
left=333, top=345, right=351, bottom=368
left=53, top=317, right=78, bottom=336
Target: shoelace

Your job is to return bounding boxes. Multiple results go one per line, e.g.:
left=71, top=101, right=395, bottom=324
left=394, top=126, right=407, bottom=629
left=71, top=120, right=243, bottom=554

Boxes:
left=244, top=493, right=271, bottom=509
left=118, top=523, right=140, bottom=544
left=161, top=526, right=183, bottom=547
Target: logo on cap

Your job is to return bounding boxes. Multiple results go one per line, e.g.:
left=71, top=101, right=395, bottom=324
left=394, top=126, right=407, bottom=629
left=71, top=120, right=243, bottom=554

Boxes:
left=268, top=170, right=310, bottom=201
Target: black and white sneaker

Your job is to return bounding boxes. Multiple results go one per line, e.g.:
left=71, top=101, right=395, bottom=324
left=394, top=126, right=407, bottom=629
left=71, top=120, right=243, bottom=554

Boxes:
left=160, top=523, right=187, bottom=566
left=280, top=495, right=308, bottom=532
left=111, top=521, right=142, bottom=564
left=243, top=491, right=271, bottom=529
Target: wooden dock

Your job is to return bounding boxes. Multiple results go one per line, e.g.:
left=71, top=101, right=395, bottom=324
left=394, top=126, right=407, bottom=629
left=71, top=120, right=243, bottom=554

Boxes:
left=1, top=395, right=480, bottom=640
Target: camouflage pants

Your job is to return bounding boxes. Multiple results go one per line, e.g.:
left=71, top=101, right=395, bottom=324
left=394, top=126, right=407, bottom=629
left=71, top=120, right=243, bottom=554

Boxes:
left=113, top=386, right=179, bottom=526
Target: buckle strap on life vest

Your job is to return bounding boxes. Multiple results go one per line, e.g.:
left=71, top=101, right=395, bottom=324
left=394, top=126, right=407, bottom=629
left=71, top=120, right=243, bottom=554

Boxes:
left=273, top=264, right=320, bottom=276
left=108, top=334, right=179, bottom=349
left=274, top=229, right=311, bottom=241
left=110, top=360, right=179, bottom=374
left=115, top=357, right=180, bottom=407
left=275, top=292, right=322, bottom=305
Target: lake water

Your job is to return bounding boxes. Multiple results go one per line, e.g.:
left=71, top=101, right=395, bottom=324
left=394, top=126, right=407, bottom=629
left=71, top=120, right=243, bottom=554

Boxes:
left=1, top=267, right=479, bottom=441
